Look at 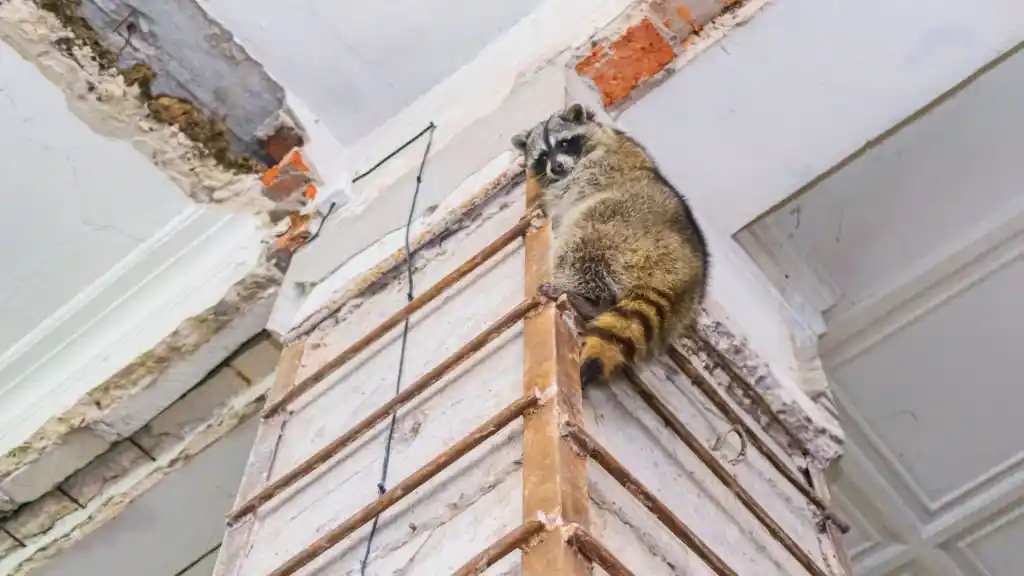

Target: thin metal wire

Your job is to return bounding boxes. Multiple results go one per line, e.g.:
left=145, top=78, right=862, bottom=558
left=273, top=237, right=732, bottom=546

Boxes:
left=360, top=123, right=436, bottom=574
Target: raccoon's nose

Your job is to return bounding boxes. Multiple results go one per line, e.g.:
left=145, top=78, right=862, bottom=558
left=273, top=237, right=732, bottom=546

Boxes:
left=549, top=159, right=568, bottom=177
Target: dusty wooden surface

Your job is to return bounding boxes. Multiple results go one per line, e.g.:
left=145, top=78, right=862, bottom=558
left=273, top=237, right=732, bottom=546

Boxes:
left=520, top=174, right=590, bottom=576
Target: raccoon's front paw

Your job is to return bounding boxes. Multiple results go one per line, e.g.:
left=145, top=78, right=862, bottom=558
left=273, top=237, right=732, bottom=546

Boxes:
left=537, top=282, right=564, bottom=301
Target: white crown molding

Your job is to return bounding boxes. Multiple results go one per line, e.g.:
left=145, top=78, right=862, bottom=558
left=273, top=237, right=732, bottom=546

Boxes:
left=0, top=205, right=272, bottom=497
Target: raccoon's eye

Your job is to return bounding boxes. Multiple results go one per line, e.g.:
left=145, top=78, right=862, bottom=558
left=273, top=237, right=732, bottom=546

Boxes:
left=557, top=136, right=582, bottom=155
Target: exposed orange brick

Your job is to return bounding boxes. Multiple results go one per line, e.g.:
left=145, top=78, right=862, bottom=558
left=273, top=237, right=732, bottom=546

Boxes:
left=261, top=148, right=311, bottom=186
left=588, top=18, right=675, bottom=107
left=261, top=148, right=317, bottom=207
left=574, top=42, right=607, bottom=76
left=263, top=172, right=309, bottom=202
left=258, top=125, right=304, bottom=163
left=273, top=213, right=312, bottom=251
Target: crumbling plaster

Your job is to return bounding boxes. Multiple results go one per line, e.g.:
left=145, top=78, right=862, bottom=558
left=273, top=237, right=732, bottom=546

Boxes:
left=73, top=0, right=286, bottom=155
left=0, top=0, right=277, bottom=216
left=0, top=264, right=279, bottom=509
left=0, top=335, right=280, bottom=575
left=0, top=0, right=308, bottom=518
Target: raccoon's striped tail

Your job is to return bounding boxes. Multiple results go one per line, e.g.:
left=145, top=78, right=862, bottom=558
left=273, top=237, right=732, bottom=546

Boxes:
left=578, top=286, right=675, bottom=386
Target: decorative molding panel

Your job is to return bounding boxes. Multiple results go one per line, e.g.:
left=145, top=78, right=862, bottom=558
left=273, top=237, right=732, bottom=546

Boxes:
left=0, top=206, right=268, bottom=456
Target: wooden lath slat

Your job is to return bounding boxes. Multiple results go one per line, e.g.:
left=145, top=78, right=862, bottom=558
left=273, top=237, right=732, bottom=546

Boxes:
left=564, top=423, right=739, bottom=576
left=666, top=345, right=850, bottom=533
left=564, top=523, right=637, bottom=576
left=228, top=297, right=542, bottom=521
left=266, top=392, right=542, bottom=576
left=262, top=212, right=537, bottom=417
left=623, top=367, right=832, bottom=576
left=451, top=520, right=547, bottom=576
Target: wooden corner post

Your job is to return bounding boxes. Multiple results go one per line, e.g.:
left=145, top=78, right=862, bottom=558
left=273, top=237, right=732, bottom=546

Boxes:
left=521, top=174, right=590, bottom=575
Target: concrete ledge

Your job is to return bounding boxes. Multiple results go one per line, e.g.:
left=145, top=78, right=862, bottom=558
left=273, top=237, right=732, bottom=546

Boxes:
left=0, top=338, right=280, bottom=574
left=0, top=268, right=279, bottom=509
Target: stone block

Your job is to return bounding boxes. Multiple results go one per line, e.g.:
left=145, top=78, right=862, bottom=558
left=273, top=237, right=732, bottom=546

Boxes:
left=230, top=336, right=281, bottom=384
left=5, top=492, right=78, bottom=541
left=132, top=367, right=251, bottom=457
left=0, top=430, right=110, bottom=504
left=60, top=442, right=150, bottom=506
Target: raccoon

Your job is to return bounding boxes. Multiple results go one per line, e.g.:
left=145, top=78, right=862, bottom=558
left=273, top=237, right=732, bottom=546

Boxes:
left=511, top=103, right=709, bottom=386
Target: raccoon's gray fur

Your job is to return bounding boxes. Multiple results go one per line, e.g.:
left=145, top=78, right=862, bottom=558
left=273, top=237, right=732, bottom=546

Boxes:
left=512, top=103, right=709, bottom=386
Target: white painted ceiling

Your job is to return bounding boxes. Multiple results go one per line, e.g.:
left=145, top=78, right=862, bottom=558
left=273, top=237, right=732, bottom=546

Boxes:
left=198, top=0, right=544, bottom=146
left=0, top=45, right=188, bottom=352
left=746, top=45, right=1024, bottom=576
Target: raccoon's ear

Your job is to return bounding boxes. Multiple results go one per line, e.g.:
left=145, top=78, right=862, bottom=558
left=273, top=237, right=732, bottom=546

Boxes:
left=511, top=131, right=528, bottom=153
left=563, top=102, right=594, bottom=124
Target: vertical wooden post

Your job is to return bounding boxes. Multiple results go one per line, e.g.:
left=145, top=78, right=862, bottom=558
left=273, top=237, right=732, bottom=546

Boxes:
left=521, top=174, right=590, bottom=575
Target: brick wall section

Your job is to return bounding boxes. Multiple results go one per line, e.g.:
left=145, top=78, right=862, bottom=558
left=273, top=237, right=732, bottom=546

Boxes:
left=573, top=0, right=734, bottom=107
left=260, top=147, right=324, bottom=272
left=0, top=334, right=281, bottom=555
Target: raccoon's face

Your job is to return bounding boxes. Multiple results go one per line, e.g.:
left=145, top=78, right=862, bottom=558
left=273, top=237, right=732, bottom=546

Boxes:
left=511, top=103, right=597, bottom=183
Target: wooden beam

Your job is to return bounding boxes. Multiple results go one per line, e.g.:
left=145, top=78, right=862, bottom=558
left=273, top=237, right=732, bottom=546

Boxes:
left=564, top=524, right=637, bottom=576
left=520, top=173, right=590, bottom=576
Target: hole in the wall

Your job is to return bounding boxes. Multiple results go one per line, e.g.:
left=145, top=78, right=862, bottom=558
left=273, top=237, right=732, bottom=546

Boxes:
left=35, top=0, right=265, bottom=174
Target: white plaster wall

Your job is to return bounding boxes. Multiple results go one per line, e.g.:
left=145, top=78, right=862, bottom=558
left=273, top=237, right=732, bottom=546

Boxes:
left=235, top=185, right=528, bottom=574
left=197, top=0, right=543, bottom=146
left=34, top=416, right=259, bottom=576
left=585, top=357, right=832, bottom=575
left=618, top=0, right=1024, bottom=236
left=741, top=45, right=1024, bottom=576
left=756, top=45, right=1024, bottom=332
left=0, top=41, right=188, bottom=352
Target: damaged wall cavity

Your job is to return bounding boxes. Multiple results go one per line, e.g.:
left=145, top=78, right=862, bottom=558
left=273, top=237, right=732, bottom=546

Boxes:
left=0, top=0, right=281, bottom=214
left=17, top=0, right=288, bottom=173
left=70, top=0, right=286, bottom=163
